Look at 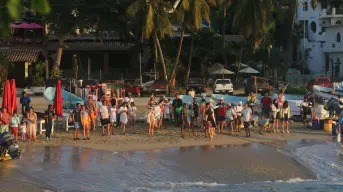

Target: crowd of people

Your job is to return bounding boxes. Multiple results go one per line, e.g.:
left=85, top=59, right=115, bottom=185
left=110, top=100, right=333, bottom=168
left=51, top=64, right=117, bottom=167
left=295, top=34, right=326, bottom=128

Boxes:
left=0, top=88, right=315, bottom=143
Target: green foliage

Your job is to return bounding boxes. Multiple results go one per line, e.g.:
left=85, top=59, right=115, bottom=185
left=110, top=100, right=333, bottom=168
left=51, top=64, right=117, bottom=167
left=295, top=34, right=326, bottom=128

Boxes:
left=0, top=53, right=12, bottom=84
left=50, top=66, right=62, bottom=78
left=32, top=62, right=47, bottom=86
left=285, top=85, right=307, bottom=95
left=1, top=0, right=50, bottom=36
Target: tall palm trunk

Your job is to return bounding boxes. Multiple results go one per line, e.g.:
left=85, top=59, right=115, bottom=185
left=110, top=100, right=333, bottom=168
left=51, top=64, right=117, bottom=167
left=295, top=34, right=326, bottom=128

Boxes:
left=235, top=49, right=243, bottom=81
left=286, top=0, right=298, bottom=63
left=169, top=30, right=185, bottom=85
left=55, top=38, right=64, bottom=67
left=222, top=6, right=228, bottom=67
left=154, top=32, right=168, bottom=82
left=186, top=33, right=195, bottom=83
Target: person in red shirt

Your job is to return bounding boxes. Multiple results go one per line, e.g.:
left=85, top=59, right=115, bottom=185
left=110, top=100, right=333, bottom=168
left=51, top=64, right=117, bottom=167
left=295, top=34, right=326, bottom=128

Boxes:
left=260, top=93, right=272, bottom=120
left=216, top=97, right=227, bottom=133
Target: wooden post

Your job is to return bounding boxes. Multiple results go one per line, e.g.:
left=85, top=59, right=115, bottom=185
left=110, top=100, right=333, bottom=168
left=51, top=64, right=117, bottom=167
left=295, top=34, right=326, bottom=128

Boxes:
left=88, top=57, right=91, bottom=79
left=312, top=96, right=316, bottom=120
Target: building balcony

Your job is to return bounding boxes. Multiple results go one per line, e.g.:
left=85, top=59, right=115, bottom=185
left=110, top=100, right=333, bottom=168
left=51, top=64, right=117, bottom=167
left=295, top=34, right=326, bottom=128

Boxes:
left=322, top=42, right=343, bottom=52
left=320, top=8, right=343, bottom=18
left=0, top=36, right=44, bottom=46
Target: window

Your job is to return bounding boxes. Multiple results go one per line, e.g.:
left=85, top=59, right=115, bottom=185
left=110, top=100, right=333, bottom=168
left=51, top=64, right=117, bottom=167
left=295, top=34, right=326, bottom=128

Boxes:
left=310, top=21, right=316, bottom=33
left=337, top=33, right=341, bottom=42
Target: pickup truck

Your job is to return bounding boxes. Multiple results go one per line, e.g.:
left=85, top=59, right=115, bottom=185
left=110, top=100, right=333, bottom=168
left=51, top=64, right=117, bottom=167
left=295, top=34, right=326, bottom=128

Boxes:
left=213, top=79, right=234, bottom=95
left=244, top=77, right=271, bottom=95
left=186, top=78, right=204, bottom=93
left=151, top=79, right=168, bottom=95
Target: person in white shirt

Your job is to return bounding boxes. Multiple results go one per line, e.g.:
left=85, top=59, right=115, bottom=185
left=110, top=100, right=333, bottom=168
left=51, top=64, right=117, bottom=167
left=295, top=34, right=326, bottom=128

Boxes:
left=188, top=88, right=195, bottom=98
left=110, top=103, right=117, bottom=135
left=99, top=100, right=110, bottom=136
left=90, top=90, right=97, bottom=101
left=163, top=98, right=170, bottom=128
left=119, top=102, right=129, bottom=134
left=271, top=99, right=280, bottom=132
left=225, top=103, right=236, bottom=135
left=241, top=103, right=252, bottom=137
left=234, top=101, right=243, bottom=132
left=124, top=92, right=134, bottom=105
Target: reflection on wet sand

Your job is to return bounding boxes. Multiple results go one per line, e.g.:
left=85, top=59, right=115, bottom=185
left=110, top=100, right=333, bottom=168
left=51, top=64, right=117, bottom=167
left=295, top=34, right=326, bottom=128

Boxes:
left=0, top=143, right=319, bottom=192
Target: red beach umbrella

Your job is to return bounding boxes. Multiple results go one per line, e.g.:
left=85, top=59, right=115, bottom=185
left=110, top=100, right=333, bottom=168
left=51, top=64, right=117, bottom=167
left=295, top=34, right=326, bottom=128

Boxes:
left=2, top=80, right=12, bottom=114
left=10, top=79, right=17, bottom=114
left=54, top=80, right=63, bottom=116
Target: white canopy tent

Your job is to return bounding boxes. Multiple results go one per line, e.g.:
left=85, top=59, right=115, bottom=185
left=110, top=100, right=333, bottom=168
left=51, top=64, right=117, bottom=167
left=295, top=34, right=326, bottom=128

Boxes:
left=239, top=67, right=260, bottom=74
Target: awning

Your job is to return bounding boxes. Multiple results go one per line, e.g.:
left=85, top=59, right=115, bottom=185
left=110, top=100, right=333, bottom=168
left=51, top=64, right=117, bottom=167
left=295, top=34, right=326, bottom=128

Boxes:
left=47, top=41, right=135, bottom=51
left=0, top=48, right=41, bottom=62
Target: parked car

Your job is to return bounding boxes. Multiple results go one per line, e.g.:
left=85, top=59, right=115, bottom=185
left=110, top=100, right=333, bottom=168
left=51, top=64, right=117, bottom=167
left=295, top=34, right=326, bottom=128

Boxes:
left=142, top=80, right=155, bottom=93
left=244, top=77, right=271, bottom=95
left=213, top=79, right=234, bottom=94
left=307, top=76, right=333, bottom=91
left=186, top=78, right=204, bottom=93
left=151, top=79, right=168, bottom=95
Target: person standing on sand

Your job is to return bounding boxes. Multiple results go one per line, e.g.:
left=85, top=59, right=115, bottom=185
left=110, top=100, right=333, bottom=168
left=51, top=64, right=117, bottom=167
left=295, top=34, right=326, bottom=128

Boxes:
left=260, top=93, right=272, bottom=120
left=271, top=99, right=280, bottom=133
left=111, top=93, right=118, bottom=107
left=128, top=102, right=137, bottom=134
left=100, top=100, right=110, bottom=136
left=192, top=98, right=200, bottom=128
left=147, top=106, right=155, bottom=137
left=20, top=92, right=31, bottom=115
left=44, top=105, right=55, bottom=142
left=110, top=103, right=117, bottom=135
left=234, top=102, right=243, bottom=132
left=85, top=95, right=98, bottom=132
left=205, top=102, right=216, bottom=140
left=81, top=105, right=91, bottom=140
left=72, top=103, right=82, bottom=140
left=225, top=103, right=237, bottom=135
left=163, top=98, right=170, bottom=128
left=27, top=108, right=37, bottom=141
left=201, top=89, right=207, bottom=100
left=242, top=103, right=252, bottom=137
left=10, top=112, right=20, bottom=142
left=119, top=102, right=128, bottom=135
left=172, top=93, right=183, bottom=126
left=281, top=101, right=291, bottom=133
left=180, top=103, right=189, bottom=138
left=200, top=99, right=206, bottom=129
left=216, top=97, right=227, bottom=134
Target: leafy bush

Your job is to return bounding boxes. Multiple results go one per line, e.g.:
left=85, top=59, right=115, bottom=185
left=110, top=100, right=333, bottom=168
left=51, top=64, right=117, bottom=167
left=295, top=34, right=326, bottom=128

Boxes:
left=285, top=85, right=307, bottom=95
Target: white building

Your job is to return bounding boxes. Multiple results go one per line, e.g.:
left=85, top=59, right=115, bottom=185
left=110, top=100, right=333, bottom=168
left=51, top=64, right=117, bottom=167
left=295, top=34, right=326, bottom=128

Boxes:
left=296, top=0, right=343, bottom=79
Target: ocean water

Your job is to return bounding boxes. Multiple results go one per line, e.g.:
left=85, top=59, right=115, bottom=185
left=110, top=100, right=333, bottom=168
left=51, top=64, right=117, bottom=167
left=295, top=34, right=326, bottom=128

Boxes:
left=1, top=142, right=343, bottom=192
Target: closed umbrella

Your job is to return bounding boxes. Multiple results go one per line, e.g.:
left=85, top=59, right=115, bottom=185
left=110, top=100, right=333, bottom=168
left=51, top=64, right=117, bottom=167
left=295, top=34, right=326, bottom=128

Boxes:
left=239, top=67, right=260, bottom=74
left=54, top=80, right=63, bottom=116
left=10, top=79, right=17, bottom=114
left=2, top=80, right=12, bottom=114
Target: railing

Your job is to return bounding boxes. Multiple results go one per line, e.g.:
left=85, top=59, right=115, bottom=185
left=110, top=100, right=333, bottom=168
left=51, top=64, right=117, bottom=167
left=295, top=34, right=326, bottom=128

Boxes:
left=322, top=42, right=343, bottom=52
left=326, top=8, right=343, bottom=15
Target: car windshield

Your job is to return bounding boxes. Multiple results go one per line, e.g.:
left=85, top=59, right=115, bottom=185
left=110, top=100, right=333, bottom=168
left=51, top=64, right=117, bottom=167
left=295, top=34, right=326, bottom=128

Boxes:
left=188, top=80, right=201, bottom=84
left=216, top=79, right=231, bottom=84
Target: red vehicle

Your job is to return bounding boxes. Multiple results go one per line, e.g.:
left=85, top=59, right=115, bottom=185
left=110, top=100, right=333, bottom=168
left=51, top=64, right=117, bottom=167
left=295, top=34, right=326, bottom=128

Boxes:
left=307, top=76, right=333, bottom=91
left=151, top=79, right=168, bottom=95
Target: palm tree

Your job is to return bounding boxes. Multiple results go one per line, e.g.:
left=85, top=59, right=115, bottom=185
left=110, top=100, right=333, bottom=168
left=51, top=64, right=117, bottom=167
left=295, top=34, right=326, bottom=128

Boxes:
left=127, top=0, right=173, bottom=82
left=169, top=0, right=216, bottom=85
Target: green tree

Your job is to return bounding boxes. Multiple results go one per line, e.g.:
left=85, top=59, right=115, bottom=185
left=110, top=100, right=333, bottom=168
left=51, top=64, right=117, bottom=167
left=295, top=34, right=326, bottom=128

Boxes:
left=169, top=0, right=216, bottom=84
left=0, top=0, right=50, bottom=36
left=127, top=0, right=173, bottom=82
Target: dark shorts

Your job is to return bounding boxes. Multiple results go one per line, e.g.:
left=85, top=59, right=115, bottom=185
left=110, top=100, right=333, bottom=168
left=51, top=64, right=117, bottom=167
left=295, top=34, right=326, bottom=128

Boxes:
left=243, top=122, right=250, bottom=129
left=217, top=116, right=226, bottom=122
left=101, top=118, right=110, bottom=126
left=11, top=127, right=18, bottom=134
left=282, top=115, right=289, bottom=121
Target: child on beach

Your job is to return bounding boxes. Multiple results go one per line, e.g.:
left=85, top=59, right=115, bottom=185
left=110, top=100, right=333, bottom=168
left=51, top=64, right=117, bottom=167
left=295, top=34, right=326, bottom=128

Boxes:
left=258, top=118, right=271, bottom=134
left=119, top=102, right=128, bottom=135
left=225, top=103, right=237, bottom=135
left=81, top=105, right=90, bottom=140
left=180, top=103, right=189, bottom=138
left=129, top=102, right=137, bottom=133
left=281, top=101, right=291, bottom=133
left=110, top=103, right=117, bottom=135
left=234, top=102, right=243, bottom=132
left=147, top=106, right=155, bottom=137
left=20, top=121, right=26, bottom=141
left=154, top=104, right=162, bottom=129
left=163, top=98, right=170, bottom=128
left=158, top=100, right=164, bottom=129
left=168, top=99, right=174, bottom=123
left=10, top=112, right=20, bottom=142
left=200, top=99, right=206, bottom=130
left=271, top=99, right=280, bottom=133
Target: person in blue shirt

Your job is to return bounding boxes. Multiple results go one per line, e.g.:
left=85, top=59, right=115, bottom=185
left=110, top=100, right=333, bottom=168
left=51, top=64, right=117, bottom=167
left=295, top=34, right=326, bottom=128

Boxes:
left=20, top=92, right=31, bottom=115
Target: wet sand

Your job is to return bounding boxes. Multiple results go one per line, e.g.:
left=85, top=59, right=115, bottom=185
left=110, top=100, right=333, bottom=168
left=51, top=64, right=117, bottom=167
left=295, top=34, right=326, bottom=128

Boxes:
left=0, top=142, right=318, bottom=192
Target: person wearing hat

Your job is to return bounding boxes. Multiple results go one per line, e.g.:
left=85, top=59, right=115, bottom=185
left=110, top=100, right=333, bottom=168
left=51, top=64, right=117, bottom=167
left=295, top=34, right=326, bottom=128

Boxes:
left=225, top=103, right=237, bottom=135
left=234, top=101, right=243, bottom=132
left=216, top=97, right=227, bottom=134
left=172, top=93, right=183, bottom=126
left=20, top=91, right=31, bottom=115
